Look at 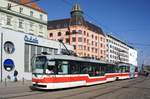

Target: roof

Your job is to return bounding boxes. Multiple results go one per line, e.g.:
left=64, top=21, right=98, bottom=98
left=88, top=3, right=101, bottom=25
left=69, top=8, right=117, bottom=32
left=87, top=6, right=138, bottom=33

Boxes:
left=106, top=34, right=128, bottom=46
left=40, top=54, right=108, bottom=64
left=106, top=34, right=136, bottom=49
left=9, top=0, right=47, bottom=14
left=48, top=18, right=105, bottom=35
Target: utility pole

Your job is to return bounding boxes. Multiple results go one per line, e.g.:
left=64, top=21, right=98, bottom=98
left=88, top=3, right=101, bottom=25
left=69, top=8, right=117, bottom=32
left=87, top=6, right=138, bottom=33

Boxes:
left=1, top=33, right=3, bottom=82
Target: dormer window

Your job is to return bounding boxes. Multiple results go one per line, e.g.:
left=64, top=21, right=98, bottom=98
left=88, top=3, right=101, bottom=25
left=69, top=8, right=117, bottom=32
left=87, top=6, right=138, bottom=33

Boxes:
left=7, top=3, right=11, bottom=10
left=30, top=11, right=33, bottom=17
left=40, top=14, right=43, bottom=20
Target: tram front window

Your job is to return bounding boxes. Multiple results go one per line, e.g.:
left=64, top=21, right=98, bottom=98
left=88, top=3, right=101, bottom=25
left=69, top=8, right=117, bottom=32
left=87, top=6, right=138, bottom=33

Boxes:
left=33, top=56, right=47, bottom=74
left=46, top=61, right=55, bottom=74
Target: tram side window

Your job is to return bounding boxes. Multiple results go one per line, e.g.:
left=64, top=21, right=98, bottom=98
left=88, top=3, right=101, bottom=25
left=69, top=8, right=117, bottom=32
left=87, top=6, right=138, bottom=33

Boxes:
left=135, top=67, right=138, bottom=72
left=118, top=66, right=126, bottom=73
left=80, top=62, right=90, bottom=74
left=125, top=66, right=130, bottom=72
left=106, top=65, right=116, bottom=73
left=100, top=66, right=106, bottom=76
left=69, top=61, right=80, bottom=74
left=94, top=65, right=101, bottom=76
left=57, top=61, right=69, bottom=74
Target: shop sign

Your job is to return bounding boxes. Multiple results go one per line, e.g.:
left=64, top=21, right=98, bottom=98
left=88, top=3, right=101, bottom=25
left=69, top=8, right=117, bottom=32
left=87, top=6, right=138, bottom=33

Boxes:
left=24, top=35, right=38, bottom=44
left=3, top=59, right=15, bottom=71
left=4, top=41, right=15, bottom=54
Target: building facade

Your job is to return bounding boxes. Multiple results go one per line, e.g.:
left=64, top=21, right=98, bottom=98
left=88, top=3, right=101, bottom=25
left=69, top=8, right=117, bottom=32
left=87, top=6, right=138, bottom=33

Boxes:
left=48, top=4, right=106, bottom=60
left=0, top=27, right=73, bottom=81
left=0, top=0, right=74, bottom=81
left=0, top=0, right=48, bottom=38
left=106, top=34, right=129, bottom=64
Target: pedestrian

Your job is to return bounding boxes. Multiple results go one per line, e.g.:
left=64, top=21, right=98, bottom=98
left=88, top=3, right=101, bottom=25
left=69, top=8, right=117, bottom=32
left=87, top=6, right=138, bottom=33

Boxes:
left=14, top=70, right=18, bottom=82
left=146, top=72, right=149, bottom=77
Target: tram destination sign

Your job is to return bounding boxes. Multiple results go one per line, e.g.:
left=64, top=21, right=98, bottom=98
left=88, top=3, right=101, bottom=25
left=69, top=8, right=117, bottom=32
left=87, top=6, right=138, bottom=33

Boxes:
left=24, top=35, right=39, bottom=44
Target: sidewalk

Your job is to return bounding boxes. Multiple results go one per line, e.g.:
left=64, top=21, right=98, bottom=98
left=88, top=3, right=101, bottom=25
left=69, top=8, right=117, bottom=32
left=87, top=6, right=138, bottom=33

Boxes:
left=0, top=80, right=32, bottom=88
left=0, top=80, right=33, bottom=97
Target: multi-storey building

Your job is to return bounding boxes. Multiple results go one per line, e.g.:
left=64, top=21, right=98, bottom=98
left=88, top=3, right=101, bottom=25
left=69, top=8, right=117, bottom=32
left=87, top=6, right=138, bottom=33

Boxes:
left=48, top=4, right=106, bottom=60
left=0, top=0, right=48, bottom=37
left=106, top=34, right=129, bottom=64
left=0, top=0, right=74, bottom=81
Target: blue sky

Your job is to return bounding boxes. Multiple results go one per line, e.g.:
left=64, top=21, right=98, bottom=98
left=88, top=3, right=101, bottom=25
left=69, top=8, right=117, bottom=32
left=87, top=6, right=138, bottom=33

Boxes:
left=38, top=0, right=150, bottom=65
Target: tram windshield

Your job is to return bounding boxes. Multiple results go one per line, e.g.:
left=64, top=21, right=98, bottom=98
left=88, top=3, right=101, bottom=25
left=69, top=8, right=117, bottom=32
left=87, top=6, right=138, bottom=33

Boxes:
left=32, top=56, right=47, bottom=74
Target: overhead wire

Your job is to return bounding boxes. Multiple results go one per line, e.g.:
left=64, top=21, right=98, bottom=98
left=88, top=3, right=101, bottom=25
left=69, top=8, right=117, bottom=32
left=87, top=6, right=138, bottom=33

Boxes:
left=61, top=0, right=150, bottom=48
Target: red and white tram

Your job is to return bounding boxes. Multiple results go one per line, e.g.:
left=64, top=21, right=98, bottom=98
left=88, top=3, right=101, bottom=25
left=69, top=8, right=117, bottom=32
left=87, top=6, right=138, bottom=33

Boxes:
left=32, top=54, right=138, bottom=90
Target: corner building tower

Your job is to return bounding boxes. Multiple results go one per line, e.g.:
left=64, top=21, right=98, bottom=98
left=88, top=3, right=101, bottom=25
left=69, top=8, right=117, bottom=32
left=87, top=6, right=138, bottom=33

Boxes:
left=48, top=4, right=106, bottom=61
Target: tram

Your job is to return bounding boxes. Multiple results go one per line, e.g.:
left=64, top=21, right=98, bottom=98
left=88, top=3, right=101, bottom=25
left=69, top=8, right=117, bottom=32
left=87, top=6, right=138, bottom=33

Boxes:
left=32, top=54, right=138, bottom=90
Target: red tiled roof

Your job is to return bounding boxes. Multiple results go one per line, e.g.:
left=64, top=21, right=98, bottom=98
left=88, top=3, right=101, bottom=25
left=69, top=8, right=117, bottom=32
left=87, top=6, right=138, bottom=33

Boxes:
left=9, top=0, right=47, bottom=14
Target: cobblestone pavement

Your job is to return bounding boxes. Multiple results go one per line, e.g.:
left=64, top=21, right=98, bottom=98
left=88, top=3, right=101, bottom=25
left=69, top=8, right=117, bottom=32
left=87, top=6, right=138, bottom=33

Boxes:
left=0, top=76, right=149, bottom=99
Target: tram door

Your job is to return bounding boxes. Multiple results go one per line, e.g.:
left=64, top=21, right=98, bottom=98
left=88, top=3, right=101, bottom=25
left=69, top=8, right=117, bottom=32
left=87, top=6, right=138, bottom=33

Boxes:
left=130, top=64, right=135, bottom=78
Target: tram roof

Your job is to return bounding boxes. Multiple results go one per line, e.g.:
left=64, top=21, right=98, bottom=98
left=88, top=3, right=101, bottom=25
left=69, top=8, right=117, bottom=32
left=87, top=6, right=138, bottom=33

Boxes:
left=42, top=54, right=113, bottom=65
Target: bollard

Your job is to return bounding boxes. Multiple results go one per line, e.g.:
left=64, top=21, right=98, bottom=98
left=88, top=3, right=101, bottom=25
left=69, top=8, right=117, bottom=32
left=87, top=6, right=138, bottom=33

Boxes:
left=5, top=78, right=7, bottom=87
left=22, top=77, right=24, bottom=85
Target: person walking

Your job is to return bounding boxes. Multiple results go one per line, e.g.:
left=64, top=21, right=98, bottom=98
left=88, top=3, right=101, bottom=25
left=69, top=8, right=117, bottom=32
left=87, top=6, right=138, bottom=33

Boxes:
left=14, top=70, right=18, bottom=82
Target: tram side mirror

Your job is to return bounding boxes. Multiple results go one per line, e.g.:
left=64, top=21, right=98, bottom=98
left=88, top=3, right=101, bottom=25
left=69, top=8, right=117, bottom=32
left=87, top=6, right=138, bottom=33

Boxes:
left=48, top=61, right=55, bottom=66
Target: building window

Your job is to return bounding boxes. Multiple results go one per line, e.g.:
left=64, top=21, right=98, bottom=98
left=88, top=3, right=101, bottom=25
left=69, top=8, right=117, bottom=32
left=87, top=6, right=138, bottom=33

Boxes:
left=101, top=37, right=103, bottom=41
left=19, top=7, right=23, bottom=13
left=58, top=32, right=61, bottom=36
left=101, top=43, right=103, bottom=47
left=95, top=49, right=98, bottom=53
left=72, top=37, right=76, bottom=42
left=7, top=3, right=11, bottom=10
left=92, top=41, right=94, bottom=45
left=95, top=36, right=97, bottom=40
left=39, top=24, right=43, bottom=30
left=84, top=38, right=86, bottom=43
left=66, top=31, right=70, bottom=35
left=78, top=30, right=82, bottom=34
left=40, top=14, right=43, bottom=20
left=92, top=48, right=94, bottom=52
left=49, top=33, right=53, bottom=37
left=24, top=44, right=29, bottom=72
left=6, top=16, right=12, bottom=26
left=95, top=42, right=97, bottom=47
left=19, top=19, right=24, bottom=29
left=92, top=35, right=94, bottom=38
left=88, top=47, right=90, bottom=51
left=29, top=22, right=34, bottom=31
left=84, top=31, right=86, bottom=35
left=66, top=38, right=70, bottom=43
left=30, top=11, right=33, bottom=17
left=73, top=45, right=76, bottom=50
left=101, top=50, right=103, bottom=54
left=78, top=45, right=82, bottom=50
left=78, top=37, right=82, bottom=42
left=72, top=30, right=77, bottom=34
left=87, top=39, right=89, bottom=44
left=39, top=25, right=43, bottom=33
left=84, top=46, right=86, bottom=50
left=87, top=33, right=89, bottom=37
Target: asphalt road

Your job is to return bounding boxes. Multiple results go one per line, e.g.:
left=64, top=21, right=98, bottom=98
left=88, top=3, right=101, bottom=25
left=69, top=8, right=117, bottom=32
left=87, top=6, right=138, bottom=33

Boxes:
left=0, top=76, right=150, bottom=99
